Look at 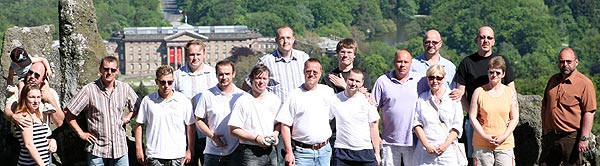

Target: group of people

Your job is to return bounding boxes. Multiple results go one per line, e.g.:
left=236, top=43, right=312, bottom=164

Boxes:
left=2, top=24, right=595, bottom=166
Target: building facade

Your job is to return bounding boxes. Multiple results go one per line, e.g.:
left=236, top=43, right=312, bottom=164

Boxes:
left=106, top=25, right=277, bottom=75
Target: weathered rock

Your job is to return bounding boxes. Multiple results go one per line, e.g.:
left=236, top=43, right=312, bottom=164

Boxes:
left=0, top=25, right=56, bottom=165
left=57, top=0, right=108, bottom=165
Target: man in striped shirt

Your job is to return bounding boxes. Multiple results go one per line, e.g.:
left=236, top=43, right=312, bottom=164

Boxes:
left=65, top=56, right=140, bottom=166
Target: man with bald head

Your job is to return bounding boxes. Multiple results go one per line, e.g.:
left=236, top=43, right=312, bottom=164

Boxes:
left=373, top=50, right=428, bottom=165
left=539, top=48, right=596, bottom=166
left=4, top=62, right=64, bottom=128
left=453, top=25, right=516, bottom=163
left=411, top=30, right=457, bottom=89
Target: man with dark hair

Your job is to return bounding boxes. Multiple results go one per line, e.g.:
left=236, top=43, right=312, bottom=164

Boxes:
left=539, top=48, right=596, bottom=166
left=135, top=65, right=195, bottom=165
left=277, top=58, right=334, bottom=166
left=65, top=56, right=141, bottom=166
left=195, top=60, right=245, bottom=165
left=230, top=64, right=281, bottom=166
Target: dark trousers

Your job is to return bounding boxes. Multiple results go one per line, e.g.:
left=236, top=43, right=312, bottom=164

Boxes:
left=189, top=137, right=206, bottom=166
left=239, top=144, right=277, bottom=166
left=539, top=131, right=582, bottom=166
left=331, top=148, right=378, bottom=166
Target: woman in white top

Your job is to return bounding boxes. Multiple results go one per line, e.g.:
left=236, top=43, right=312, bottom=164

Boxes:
left=14, top=84, right=51, bottom=166
left=413, top=65, right=465, bottom=165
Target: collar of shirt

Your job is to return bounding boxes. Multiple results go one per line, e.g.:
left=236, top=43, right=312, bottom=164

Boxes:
left=557, top=70, right=581, bottom=84
left=180, top=64, right=212, bottom=76
left=273, top=49, right=298, bottom=63
left=94, top=78, right=119, bottom=91
left=416, top=54, right=447, bottom=67
left=386, top=71, right=415, bottom=84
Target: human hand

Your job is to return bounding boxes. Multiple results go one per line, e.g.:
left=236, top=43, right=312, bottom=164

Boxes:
left=329, top=73, right=346, bottom=89
left=491, top=136, right=507, bottom=146
left=40, top=85, right=55, bottom=103
left=435, top=143, right=450, bottom=155
left=77, top=131, right=97, bottom=144
left=184, top=149, right=192, bottom=164
left=12, top=112, right=32, bottom=129
left=136, top=148, right=145, bottom=164
left=255, top=135, right=271, bottom=147
left=285, top=152, right=296, bottom=166
left=211, top=134, right=227, bottom=147
left=424, top=144, right=438, bottom=155
left=579, top=140, right=589, bottom=152
left=449, top=89, right=463, bottom=101
left=46, top=70, right=53, bottom=79
left=48, top=138, right=57, bottom=153
left=270, top=132, right=279, bottom=146
left=375, top=152, right=381, bottom=166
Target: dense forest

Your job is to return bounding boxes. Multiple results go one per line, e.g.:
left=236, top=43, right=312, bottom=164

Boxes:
left=0, top=0, right=599, bottom=132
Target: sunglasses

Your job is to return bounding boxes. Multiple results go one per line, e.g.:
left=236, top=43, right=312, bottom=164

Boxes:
left=102, top=67, right=118, bottom=73
left=157, top=80, right=174, bottom=86
left=559, top=60, right=574, bottom=64
left=479, top=35, right=495, bottom=40
left=27, top=70, right=42, bottom=79
left=424, top=40, right=440, bottom=45
left=427, top=76, right=444, bottom=81
left=488, top=70, right=503, bottom=76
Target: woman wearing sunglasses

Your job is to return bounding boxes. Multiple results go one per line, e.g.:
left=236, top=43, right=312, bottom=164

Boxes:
left=469, top=56, right=519, bottom=166
left=413, top=64, right=466, bottom=165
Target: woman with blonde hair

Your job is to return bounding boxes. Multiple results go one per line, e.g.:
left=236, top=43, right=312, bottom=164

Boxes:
left=469, top=56, right=519, bottom=166
left=13, top=83, right=51, bottom=166
left=413, top=64, right=466, bottom=165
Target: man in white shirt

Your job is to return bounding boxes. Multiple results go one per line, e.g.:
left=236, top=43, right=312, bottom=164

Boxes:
left=229, top=64, right=281, bottom=166
left=330, top=68, right=381, bottom=165
left=135, top=65, right=195, bottom=165
left=276, top=58, right=334, bottom=166
left=195, top=60, right=245, bottom=165
left=173, top=40, right=218, bottom=166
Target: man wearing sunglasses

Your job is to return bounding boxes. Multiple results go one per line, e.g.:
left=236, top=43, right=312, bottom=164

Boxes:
left=135, top=65, right=195, bottom=165
left=65, top=56, right=141, bottom=166
left=411, top=30, right=457, bottom=90
left=453, top=26, right=516, bottom=164
left=3, top=62, right=64, bottom=158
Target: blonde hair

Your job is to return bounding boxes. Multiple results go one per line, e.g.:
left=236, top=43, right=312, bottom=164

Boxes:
left=426, top=64, right=446, bottom=77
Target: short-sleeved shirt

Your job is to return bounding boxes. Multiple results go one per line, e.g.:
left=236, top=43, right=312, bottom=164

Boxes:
left=411, top=54, right=457, bottom=89
left=372, top=71, right=428, bottom=146
left=228, top=92, right=281, bottom=145
left=321, top=68, right=373, bottom=93
left=253, top=49, right=309, bottom=102
left=454, top=53, right=515, bottom=102
left=275, top=84, right=334, bottom=144
left=195, top=86, right=245, bottom=156
left=330, top=91, right=379, bottom=150
left=174, top=64, right=218, bottom=138
left=66, top=79, right=140, bottom=158
left=541, top=70, right=597, bottom=133
left=136, top=91, right=195, bottom=159
left=173, top=64, right=218, bottom=99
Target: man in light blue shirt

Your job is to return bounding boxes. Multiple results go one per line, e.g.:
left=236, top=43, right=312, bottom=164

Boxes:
left=411, top=29, right=457, bottom=89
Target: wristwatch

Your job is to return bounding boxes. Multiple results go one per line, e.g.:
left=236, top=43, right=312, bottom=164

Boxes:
left=580, top=136, right=588, bottom=141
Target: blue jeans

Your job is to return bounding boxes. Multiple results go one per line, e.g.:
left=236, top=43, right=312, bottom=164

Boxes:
left=293, top=143, right=332, bottom=166
left=146, top=157, right=183, bottom=166
left=204, top=151, right=242, bottom=166
left=465, top=120, right=474, bottom=158
left=87, top=153, right=129, bottom=166
left=240, top=144, right=277, bottom=166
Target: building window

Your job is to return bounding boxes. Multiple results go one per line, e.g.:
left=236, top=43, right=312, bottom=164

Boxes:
left=215, top=54, right=219, bottom=60
left=223, top=45, right=227, bottom=50
left=214, top=45, right=218, bottom=50
left=147, top=63, right=150, bottom=70
left=130, top=64, right=134, bottom=70
left=138, top=64, right=142, bottom=69
left=138, top=55, right=141, bottom=61
left=146, top=54, right=149, bottom=61
left=207, top=54, right=211, bottom=60
left=146, top=46, right=149, bottom=51
left=138, top=46, right=141, bottom=52
left=130, top=47, right=133, bottom=52
left=206, top=46, right=211, bottom=51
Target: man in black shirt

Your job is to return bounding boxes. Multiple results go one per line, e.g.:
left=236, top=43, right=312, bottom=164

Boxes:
left=453, top=25, right=516, bottom=164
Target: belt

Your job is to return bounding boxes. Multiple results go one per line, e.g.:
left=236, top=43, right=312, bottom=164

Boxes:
left=546, top=129, right=575, bottom=136
left=292, top=139, right=328, bottom=150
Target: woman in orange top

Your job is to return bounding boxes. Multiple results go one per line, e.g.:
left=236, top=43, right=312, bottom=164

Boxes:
left=469, top=56, right=519, bottom=166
